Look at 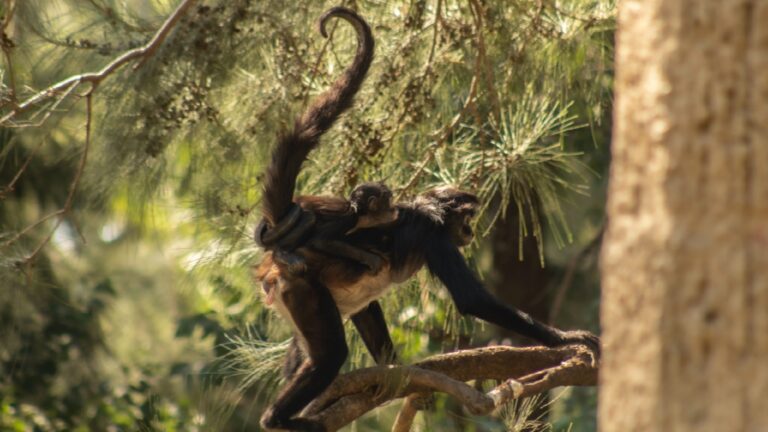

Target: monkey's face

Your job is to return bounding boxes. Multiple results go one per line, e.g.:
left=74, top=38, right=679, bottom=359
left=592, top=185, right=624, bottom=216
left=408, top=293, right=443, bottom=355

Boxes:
left=446, top=205, right=478, bottom=246
left=425, top=186, right=479, bottom=247
left=366, top=193, right=390, bottom=213
left=350, top=182, right=392, bottom=215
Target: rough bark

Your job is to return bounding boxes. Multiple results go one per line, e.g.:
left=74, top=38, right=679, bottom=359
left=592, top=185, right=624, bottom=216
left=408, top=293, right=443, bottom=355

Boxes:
left=601, top=1, right=768, bottom=431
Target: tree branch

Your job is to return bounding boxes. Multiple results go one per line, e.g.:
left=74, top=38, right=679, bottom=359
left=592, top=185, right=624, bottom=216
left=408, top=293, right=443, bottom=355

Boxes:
left=549, top=226, right=604, bottom=324
left=0, top=0, right=196, bottom=126
left=396, top=73, right=478, bottom=199
left=467, top=0, right=501, bottom=124
left=292, top=345, right=597, bottom=432
left=391, top=393, right=429, bottom=432
left=5, top=93, right=92, bottom=266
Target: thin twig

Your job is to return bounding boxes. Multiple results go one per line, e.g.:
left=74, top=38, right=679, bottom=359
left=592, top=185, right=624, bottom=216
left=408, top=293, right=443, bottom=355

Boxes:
left=0, top=136, right=45, bottom=199
left=13, top=94, right=92, bottom=263
left=301, top=12, right=340, bottom=108
left=1, top=0, right=18, bottom=106
left=396, top=74, right=478, bottom=199
left=1, top=209, right=64, bottom=247
left=391, top=393, right=425, bottom=432
left=0, top=0, right=196, bottom=126
left=394, top=0, right=499, bottom=199
left=84, top=0, right=153, bottom=33
left=425, top=0, right=443, bottom=67
left=1, top=0, right=15, bottom=31
left=467, top=0, right=501, bottom=124
left=1, top=48, right=16, bottom=106
left=549, top=226, right=604, bottom=324
left=6, top=80, right=79, bottom=129
left=252, top=11, right=311, bottom=71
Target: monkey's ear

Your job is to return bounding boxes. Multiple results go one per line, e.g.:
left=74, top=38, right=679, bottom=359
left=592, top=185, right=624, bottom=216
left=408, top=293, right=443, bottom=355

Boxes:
left=367, top=196, right=379, bottom=212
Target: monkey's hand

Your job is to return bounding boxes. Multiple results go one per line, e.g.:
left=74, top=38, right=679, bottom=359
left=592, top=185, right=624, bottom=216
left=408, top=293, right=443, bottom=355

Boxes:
left=260, top=408, right=325, bottom=432
left=555, top=329, right=601, bottom=362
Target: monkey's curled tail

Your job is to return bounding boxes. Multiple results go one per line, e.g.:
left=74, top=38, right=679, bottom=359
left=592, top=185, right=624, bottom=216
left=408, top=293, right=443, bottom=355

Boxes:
left=261, top=7, right=374, bottom=226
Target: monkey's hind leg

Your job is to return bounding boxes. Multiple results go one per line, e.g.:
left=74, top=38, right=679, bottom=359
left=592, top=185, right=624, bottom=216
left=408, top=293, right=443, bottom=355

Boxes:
left=260, top=277, right=347, bottom=432
left=350, top=301, right=397, bottom=365
left=282, top=336, right=305, bottom=379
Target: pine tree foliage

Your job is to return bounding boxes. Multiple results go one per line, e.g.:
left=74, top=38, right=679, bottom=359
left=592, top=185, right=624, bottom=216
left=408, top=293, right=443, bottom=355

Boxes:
left=1, top=0, right=613, bottom=429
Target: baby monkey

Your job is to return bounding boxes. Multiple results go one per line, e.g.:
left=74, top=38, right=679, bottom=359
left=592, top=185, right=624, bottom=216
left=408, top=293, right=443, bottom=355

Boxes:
left=271, top=182, right=397, bottom=275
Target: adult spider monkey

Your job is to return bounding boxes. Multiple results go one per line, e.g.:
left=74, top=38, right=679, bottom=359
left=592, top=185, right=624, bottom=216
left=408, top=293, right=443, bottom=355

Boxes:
left=255, top=7, right=599, bottom=431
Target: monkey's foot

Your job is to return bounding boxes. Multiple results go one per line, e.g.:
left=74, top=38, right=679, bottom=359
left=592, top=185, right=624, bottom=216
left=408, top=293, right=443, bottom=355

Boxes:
left=260, top=411, right=325, bottom=432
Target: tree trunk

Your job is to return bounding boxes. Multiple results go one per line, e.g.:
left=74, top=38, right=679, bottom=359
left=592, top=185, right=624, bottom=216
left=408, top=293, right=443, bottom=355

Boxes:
left=600, top=1, right=768, bottom=431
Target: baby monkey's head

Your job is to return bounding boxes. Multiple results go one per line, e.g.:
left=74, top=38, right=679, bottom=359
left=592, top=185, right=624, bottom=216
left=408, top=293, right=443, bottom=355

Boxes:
left=349, top=182, right=393, bottom=215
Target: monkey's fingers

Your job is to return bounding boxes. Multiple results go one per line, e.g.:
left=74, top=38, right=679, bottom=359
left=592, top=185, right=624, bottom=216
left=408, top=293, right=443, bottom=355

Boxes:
left=559, top=330, right=601, bottom=362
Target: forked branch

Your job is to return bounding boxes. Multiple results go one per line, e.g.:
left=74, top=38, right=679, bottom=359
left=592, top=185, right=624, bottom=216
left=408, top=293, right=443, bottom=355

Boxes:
left=294, top=345, right=597, bottom=432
